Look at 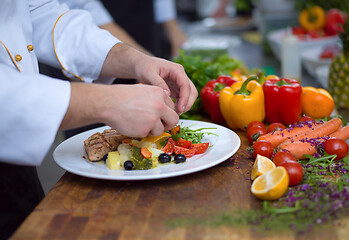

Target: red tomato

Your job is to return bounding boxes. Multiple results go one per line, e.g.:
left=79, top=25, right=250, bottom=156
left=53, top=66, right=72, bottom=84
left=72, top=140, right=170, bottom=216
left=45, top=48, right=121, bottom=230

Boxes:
left=252, top=140, right=274, bottom=159
left=246, top=121, right=266, bottom=132
left=267, top=123, right=286, bottom=133
left=174, top=138, right=192, bottom=148
left=297, top=115, right=315, bottom=124
left=246, top=126, right=267, bottom=145
left=281, top=162, right=303, bottom=186
left=325, top=9, right=345, bottom=35
left=162, top=138, right=175, bottom=155
left=272, top=151, right=297, bottom=166
left=174, top=146, right=196, bottom=158
left=191, top=143, right=209, bottom=154
left=292, top=26, right=307, bottom=36
left=323, top=138, right=349, bottom=160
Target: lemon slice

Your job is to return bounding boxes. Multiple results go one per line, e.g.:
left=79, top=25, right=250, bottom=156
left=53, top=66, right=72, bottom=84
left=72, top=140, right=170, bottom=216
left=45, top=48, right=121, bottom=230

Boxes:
left=251, top=166, right=289, bottom=200
left=140, top=132, right=172, bottom=148
left=251, top=154, right=276, bottom=180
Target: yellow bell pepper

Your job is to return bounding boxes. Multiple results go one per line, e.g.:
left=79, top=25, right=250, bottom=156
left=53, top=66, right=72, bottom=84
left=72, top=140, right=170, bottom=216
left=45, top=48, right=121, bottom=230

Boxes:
left=299, top=6, right=326, bottom=31
left=302, top=86, right=335, bottom=119
left=219, top=75, right=265, bottom=130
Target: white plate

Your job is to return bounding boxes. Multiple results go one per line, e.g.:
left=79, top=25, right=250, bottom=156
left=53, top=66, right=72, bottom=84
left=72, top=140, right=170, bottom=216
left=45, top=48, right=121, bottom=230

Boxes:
left=301, top=46, right=332, bottom=77
left=53, top=120, right=241, bottom=181
left=267, top=28, right=339, bottom=60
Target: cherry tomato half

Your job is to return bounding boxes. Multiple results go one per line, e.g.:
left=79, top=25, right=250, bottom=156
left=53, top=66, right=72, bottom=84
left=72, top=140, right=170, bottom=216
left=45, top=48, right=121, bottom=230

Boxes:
left=323, top=138, right=349, bottom=160
left=267, top=123, right=286, bottom=133
left=191, top=143, right=209, bottom=154
left=281, top=162, right=303, bottom=186
left=272, top=151, right=297, bottom=166
left=246, top=126, right=267, bottom=145
left=252, top=140, right=274, bottom=159
left=246, top=121, right=266, bottom=132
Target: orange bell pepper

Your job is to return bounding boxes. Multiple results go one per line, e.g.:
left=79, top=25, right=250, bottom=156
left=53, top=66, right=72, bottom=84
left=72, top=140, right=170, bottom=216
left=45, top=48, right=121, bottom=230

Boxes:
left=301, top=87, right=335, bottom=119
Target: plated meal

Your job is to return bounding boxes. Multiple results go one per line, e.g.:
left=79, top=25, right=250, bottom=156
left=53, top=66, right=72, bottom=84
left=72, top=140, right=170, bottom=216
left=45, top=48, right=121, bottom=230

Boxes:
left=53, top=120, right=240, bottom=180
left=83, top=124, right=214, bottom=171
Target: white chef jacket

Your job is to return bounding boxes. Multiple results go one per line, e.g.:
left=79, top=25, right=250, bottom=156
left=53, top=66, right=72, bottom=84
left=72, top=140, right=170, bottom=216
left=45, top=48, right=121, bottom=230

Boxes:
left=0, top=0, right=120, bottom=166
left=60, top=0, right=177, bottom=25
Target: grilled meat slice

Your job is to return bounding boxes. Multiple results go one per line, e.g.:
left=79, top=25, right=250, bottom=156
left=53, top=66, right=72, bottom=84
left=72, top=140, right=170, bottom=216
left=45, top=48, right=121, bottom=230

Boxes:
left=84, top=132, right=111, bottom=162
left=102, top=129, right=127, bottom=151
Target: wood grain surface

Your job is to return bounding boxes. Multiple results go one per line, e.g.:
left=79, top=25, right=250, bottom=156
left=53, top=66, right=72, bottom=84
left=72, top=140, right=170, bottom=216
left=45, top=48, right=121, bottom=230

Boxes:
left=12, top=131, right=349, bottom=240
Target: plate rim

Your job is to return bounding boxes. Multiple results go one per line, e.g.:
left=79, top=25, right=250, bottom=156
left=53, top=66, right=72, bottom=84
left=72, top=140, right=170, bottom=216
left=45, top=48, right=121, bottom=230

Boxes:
left=53, top=120, right=241, bottom=181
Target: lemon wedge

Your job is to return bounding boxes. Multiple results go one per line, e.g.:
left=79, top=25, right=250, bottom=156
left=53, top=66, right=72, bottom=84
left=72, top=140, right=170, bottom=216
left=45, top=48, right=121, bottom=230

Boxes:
left=140, top=132, right=171, bottom=148
left=251, top=166, right=289, bottom=200
left=251, top=154, right=276, bottom=180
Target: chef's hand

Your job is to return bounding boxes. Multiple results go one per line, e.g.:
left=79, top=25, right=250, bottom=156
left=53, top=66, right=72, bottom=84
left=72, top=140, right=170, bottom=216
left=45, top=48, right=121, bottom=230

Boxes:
left=60, top=83, right=179, bottom=138
left=100, top=43, right=197, bottom=115
left=101, top=84, right=179, bottom=137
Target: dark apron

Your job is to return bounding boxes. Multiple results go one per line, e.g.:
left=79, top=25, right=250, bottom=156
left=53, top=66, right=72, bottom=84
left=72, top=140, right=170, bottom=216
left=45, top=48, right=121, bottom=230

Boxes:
left=0, top=162, right=44, bottom=240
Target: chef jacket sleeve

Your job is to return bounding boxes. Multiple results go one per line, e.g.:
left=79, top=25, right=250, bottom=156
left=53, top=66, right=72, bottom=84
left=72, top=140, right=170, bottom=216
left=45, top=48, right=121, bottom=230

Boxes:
left=59, top=0, right=113, bottom=26
left=0, top=64, right=71, bottom=166
left=154, top=0, right=177, bottom=23
left=29, top=0, right=121, bottom=82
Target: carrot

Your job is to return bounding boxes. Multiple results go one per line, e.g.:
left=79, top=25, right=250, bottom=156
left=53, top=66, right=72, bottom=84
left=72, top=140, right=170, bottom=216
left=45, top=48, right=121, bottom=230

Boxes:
left=280, top=142, right=315, bottom=160
left=257, top=121, right=323, bottom=147
left=141, top=147, right=152, bottom=158
left=278, top=118, right=342, bottom=148
left=329, top=125, right=349, bottom=140
left=279, top=119, right=345, bottom=159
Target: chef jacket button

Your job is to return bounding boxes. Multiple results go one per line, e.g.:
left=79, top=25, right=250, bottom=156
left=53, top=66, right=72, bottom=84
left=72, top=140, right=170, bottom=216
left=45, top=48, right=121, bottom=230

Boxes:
left=15, top=54, right=22, bottom=62
left=27, top=45, right=34, bottom=52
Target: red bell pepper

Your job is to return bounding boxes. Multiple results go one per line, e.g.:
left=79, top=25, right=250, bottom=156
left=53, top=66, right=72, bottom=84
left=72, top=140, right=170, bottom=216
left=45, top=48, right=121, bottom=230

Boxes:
left=201, top=75, right=237, bottom=123
left=263, top=78, right=302, bottom=125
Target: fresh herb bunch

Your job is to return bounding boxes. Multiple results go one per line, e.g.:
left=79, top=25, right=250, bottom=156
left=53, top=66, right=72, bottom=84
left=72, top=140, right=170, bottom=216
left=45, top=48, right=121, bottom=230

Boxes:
left=171, top=124, right=217, bottom=144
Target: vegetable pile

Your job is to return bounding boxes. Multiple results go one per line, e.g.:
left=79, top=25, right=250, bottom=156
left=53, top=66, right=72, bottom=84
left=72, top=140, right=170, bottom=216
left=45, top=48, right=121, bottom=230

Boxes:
left=174, top=50, right=246, bottom=119
left=292, top=6, right=346, bottom=39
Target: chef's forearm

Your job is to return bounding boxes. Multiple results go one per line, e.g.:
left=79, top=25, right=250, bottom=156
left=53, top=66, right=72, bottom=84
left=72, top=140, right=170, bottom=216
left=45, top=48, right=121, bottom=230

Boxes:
left=59, top=82, right=105, bottom=130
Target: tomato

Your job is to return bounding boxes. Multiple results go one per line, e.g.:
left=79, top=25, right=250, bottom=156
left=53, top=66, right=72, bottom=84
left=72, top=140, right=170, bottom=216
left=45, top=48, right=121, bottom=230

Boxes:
left=174, top=138, right=192, bottom=148
left=292, top=26, right=307, bottom=36
left=297, top=115, right=315, bottom=124
left=281, top=162, right=303, bottom=186
left=246, top=121, right=266, bottom=132
left=174, top=146, right=196, bottom=158
left=252, top=140, right=274, bottom=159
left=191, top=143, right=209, bottom=154
left=162, top=138, right=175, bottom=155
left=246, top=126, right=267, bottom=145
left=272, top=151, right=297, bottom=166
left=267, top=123, right=286, bottom=133
left=325, top=9, right=345, bottom=35
left=323, top=138, right=349, bottom=160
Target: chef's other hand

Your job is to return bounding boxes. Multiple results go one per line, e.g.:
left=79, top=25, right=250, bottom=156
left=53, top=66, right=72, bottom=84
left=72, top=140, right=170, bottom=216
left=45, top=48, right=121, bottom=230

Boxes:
left=100, top=43, right=198, bottom=115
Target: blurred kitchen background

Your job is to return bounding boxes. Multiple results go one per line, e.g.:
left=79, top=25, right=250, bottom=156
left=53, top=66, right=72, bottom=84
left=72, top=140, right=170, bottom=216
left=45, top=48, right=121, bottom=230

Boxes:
left=38, top=0, right=349, bottom=194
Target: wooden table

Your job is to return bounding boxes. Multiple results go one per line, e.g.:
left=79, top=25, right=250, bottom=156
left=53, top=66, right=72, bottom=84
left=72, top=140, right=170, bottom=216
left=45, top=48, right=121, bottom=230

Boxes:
left=12, top=131, right=349, bottom=240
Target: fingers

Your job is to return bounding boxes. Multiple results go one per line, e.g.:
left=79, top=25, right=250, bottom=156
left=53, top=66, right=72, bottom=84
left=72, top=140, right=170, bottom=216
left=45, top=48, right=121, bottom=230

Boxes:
left=169, top=64, right=198, bottom=114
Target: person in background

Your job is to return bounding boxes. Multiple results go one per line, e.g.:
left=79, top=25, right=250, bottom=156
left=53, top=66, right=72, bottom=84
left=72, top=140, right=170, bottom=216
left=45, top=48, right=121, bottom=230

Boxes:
left=0, top=1, right=197, bottom=239
left=61, top=0, right=187, bottom=58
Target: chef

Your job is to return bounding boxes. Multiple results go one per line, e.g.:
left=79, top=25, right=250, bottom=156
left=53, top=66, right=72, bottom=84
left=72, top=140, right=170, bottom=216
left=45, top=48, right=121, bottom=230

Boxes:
left=0, top=1, right=197, bottom=239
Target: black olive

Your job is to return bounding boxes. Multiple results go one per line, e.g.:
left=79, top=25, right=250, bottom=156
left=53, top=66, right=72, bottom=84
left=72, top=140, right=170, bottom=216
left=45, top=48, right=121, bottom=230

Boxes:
left=174, top=154, right=186, bottom=164
left=102, top=154, right=108, bottom=162
left=124, top=160, right=134, bottom=170
left=158, top=153, right=171, bottom=163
